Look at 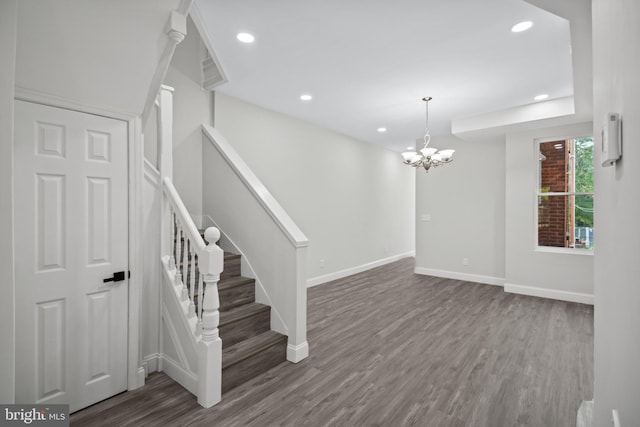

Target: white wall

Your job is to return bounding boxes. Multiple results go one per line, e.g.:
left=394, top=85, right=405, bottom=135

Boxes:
left=505, top=122, right=594, bottom=302
left=414, top=123, right=594, bottom=303
left=143, top=107, right=159, bottom=169
left=212, top=93, right=415, bottom=281
left=0, top=0, right=17, bottom=404
left=592, top=0, right=640, bottom=424
left=164, top=17, right=211, bottom=216
left=140, top=162, right=162, bottom=374
left=414, top=134, right=505, bottom=284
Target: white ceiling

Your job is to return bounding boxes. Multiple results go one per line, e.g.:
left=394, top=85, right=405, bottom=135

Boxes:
left=195, top=0, right=575, bottom=152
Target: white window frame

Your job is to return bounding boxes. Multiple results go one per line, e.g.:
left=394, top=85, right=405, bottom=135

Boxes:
left=534, top=136, right=594, bottom=255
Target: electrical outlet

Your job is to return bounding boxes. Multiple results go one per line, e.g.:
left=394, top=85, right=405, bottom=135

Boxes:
left=319, top=259, right=325, bottom=268
left=463, top=257, right=469, bottom=266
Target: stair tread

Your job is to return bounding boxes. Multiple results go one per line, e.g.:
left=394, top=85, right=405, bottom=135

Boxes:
left=222, top=330, right=287, bottom=369
left=218, top=276, right=254, bottom=291
left=219, top=302, right=269, bottom=326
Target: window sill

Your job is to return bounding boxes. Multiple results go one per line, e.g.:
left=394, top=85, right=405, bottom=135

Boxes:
left=535, top=246, right=594, bottom=256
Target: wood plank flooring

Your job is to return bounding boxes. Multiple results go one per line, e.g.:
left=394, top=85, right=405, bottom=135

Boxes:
left=71, top=258, right=593, bottom=426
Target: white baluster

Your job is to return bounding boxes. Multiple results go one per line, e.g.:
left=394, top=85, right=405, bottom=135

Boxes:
left=189, top=242, right=196, bottom=318
left=169, top=211, right=176, bottom=270
left=181, top=236, right=189, bottom=301
left=175, top=226, right=183, bottom=286
left=196, top=254, right=203, bottom=336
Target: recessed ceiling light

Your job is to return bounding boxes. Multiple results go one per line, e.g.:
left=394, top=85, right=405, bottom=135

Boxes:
left=236, top=32, right=255, bottom=43
left=300, top=94, right=313, bottom=101
left=377, top=127, right=387, bottom=133
left=511, top=21, right=533, bottom=33
left=534, top=94, right=549, bottom=101
left=406, top=146, right=414, bottom=150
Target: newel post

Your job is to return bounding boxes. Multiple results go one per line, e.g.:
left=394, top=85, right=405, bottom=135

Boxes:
left=159, top=87, right=175, bottom=265
left=197, top=227, right=224, bottom=408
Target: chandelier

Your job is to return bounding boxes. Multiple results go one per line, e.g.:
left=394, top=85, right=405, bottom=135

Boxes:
left=401, top=97, right=455, bottom=172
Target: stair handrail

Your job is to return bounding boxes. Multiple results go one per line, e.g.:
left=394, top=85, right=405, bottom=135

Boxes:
left=201, top=124, right=309, bottom=248
left=163, top=177, right=206, bottom=254
left=162, top=176, right=223, bottom=408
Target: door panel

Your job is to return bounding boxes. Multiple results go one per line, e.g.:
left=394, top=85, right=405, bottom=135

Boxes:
left=14, top=100, right=129, bottom=412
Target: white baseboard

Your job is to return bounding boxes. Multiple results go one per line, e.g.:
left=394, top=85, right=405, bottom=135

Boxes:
left=142, top=353, right=161, bottom=376
left=307, top=252, right=415, bottom=288
left=134, top=366, right=147, bottom=391
left=504, top=283, right=594, bottom=305
left=414, top=267, right=505, bottom=286
left=287, top=341, right=309, bottom=363
left=159, top=354, right=198, bottom=396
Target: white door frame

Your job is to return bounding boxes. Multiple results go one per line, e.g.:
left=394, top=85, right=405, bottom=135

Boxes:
left=14, top=88, right=146, bottom=392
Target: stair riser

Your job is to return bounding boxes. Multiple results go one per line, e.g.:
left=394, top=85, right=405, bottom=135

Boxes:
left=222, top=340, right=287, bottom=393
left=220, top=309, right=271, bottom=347
left=222, top=256, right=241, bottom=279
left=219, top=283, right=255, bottom=311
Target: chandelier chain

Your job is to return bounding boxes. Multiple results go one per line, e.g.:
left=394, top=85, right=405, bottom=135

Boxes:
left=423, top=96, right=432, bottom=146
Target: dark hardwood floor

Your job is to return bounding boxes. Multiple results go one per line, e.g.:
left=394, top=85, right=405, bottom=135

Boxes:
left=71, top=258, right=593, bottom=426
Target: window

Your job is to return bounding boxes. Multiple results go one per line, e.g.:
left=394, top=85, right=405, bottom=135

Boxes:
left=537, top=137, right=594, bottom=250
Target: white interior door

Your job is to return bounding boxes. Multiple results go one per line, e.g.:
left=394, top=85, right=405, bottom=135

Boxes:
left=14, top=100, right=129, bottom=413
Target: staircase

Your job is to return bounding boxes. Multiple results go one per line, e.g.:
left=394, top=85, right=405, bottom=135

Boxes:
left=154, top=88, right=307, bottom=407
left=216, top=250, right=288, bottom=393
left=160, top=176, right=292, bottom=407
left=175, top=231, right=289, bottom=395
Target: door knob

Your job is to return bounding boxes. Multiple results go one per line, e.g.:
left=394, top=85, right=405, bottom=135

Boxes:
left=103, top=271, right=126, bottom=283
